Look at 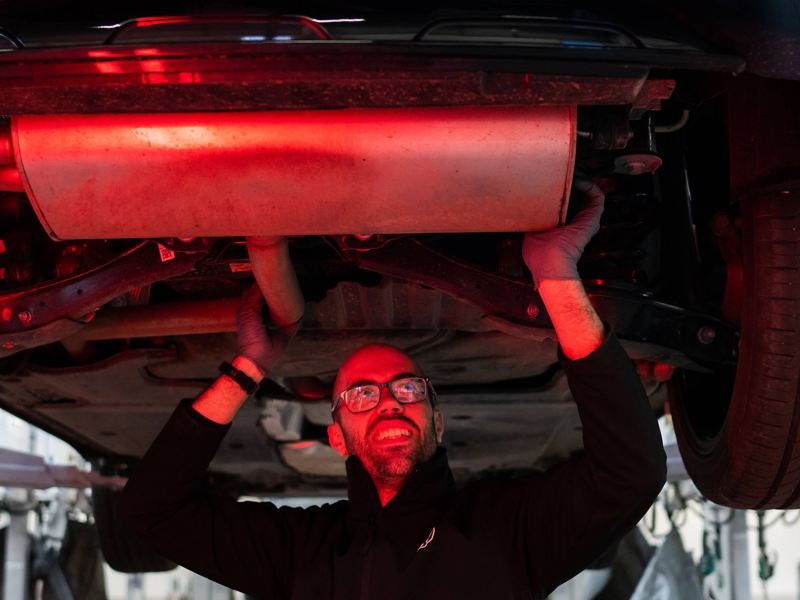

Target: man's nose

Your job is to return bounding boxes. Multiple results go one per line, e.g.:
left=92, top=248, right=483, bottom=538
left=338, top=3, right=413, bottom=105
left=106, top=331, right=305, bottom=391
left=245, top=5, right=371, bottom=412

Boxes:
left=377, top=387, right=404, bottom=414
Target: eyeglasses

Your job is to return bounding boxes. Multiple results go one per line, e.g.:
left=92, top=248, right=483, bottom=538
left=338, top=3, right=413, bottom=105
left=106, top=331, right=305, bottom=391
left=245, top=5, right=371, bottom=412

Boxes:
left=332, top=376, right=435, bottom=414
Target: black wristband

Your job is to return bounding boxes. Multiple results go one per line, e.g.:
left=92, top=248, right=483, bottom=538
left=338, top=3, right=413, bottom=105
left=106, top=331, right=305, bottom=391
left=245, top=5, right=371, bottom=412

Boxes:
left=218, top=361, right=260, bottom=396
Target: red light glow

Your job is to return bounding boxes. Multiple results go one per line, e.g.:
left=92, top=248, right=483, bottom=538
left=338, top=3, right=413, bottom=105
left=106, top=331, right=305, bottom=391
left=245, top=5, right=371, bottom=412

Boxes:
left=96, top=62, right=123, bottom=75
left=140, top=60, right=167, bottom=74
left=285, top=440, right=316, bottom=450
left=142, top=72, right=198, bottom=84
left=126, top=15, right=331, bottom=40
left=1, top=307, right=11, bottom=321
left=87, top=50, right=124, bottom=74
left=134, top=17, right=194, bottom=28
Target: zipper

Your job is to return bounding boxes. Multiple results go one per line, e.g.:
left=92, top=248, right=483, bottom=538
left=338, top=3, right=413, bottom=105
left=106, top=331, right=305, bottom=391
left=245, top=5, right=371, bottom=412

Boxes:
left=359, top=517, right=376, bottom=600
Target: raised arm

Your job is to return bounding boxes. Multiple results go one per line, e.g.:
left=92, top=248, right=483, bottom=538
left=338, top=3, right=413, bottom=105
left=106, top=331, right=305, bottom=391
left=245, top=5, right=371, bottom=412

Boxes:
left=538, top=279, right=604, bottom=360
left=512, top=181, right=666, bottom=595
left=117, top=285, right=296, bottom=597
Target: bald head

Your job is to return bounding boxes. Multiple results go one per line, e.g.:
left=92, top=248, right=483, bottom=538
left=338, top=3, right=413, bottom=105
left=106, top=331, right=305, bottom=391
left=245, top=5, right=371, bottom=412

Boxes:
left=327, top=343, right=444, bottom=501
left=333, top=343, right=422, bottom=399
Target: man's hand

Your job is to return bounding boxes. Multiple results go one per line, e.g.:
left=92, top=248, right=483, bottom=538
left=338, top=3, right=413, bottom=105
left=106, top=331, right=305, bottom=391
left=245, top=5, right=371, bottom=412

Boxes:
left=523, top=181, right=606, bottom=360
left=192, top=284, right=290, bottom=424
left=522, top=180, right=604, bottom=288
left=237, top=283, right=290, bottom=376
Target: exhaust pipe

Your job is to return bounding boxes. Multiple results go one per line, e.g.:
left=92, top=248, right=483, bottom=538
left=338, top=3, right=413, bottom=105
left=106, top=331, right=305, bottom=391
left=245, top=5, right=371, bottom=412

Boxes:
left=247, top=236, right=305, bottom=334
left=63, top=299, right=240, bottom=343
left=59, top=239, right=306, bottom=342
left=58, top=237, right=306, bottom=342
left=9, top=106, right=576, bottom=239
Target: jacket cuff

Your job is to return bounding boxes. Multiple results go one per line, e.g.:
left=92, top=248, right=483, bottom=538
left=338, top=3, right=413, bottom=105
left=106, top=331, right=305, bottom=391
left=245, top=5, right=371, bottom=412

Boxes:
left=180, top=398, right=234, bottom=432
left=556, top=322, right=614, bottom=367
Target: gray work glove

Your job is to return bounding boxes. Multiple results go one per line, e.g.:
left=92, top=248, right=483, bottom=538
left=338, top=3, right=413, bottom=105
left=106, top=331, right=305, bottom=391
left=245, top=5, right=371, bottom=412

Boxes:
left=522, top=180, right=605, bottom=288
left=236, top=283, right=291, bottom=374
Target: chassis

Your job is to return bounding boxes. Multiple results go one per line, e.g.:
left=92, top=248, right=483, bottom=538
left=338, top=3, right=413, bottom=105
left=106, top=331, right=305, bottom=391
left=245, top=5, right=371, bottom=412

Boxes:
left=0, top=0, right=799, bottom=570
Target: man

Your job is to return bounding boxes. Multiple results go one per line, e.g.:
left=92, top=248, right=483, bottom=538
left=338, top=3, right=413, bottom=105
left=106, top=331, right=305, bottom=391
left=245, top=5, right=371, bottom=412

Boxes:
left=118, top=181, right=667, bottom=599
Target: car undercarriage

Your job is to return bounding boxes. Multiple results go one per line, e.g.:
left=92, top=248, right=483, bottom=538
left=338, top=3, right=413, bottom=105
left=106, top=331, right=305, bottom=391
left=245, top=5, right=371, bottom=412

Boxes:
left=1, top=6, right=800, bottom=566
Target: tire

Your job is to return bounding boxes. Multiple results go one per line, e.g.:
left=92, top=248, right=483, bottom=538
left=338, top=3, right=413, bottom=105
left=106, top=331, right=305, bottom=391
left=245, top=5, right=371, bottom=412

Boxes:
left=92, top=486, right=176, bottom=573
left=671, top=181, right=800, bottom=509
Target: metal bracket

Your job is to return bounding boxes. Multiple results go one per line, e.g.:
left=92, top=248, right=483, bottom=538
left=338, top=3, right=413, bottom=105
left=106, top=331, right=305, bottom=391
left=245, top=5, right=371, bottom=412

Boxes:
left=0, top=240, right=210, bottom=356
left=338, top=236, right=738, bottom=368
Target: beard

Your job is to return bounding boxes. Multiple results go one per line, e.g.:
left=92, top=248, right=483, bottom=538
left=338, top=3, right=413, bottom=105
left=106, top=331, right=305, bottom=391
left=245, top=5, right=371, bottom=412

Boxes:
left=342, top=416, right=438, bottom=484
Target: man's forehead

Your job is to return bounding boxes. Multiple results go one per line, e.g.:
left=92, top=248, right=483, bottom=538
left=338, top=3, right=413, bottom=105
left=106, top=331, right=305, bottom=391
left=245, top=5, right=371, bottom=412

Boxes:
left=335, top=344, right=421, bottom=393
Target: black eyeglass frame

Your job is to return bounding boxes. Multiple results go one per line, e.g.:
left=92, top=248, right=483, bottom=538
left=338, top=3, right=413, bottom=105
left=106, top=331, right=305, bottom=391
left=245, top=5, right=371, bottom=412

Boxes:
left=331, top=376, right=437, bottom=414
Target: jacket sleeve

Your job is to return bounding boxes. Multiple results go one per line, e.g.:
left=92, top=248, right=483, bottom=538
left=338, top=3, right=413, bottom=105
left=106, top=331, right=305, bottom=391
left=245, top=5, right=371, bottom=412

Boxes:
left=469, top=332, right=666, bottom=598
left=529, top=332, right=667, bottom=595
left=116, top=399, right=294, bottom=598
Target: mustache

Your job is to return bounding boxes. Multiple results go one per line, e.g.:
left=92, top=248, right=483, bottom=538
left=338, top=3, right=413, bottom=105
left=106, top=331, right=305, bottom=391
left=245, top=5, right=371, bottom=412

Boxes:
left=367, top=415, right=418, bottom=436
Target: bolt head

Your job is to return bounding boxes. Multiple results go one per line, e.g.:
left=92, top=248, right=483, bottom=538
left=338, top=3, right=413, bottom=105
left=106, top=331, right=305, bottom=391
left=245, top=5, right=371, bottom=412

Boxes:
left=697, top=326, right=716, bottom=344
left=17, top=310, right=32, bottom=326
left=526, top=302, right=540, bottom=320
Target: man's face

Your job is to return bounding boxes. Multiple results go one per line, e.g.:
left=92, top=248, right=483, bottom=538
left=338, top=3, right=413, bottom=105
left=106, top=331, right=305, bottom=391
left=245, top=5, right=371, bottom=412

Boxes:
left=327, top=344, right=444, bottom=482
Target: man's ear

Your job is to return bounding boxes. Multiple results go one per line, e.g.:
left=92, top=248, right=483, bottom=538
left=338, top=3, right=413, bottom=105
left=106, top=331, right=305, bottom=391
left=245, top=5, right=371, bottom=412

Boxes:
left=434, top=410, right=445, bottom=444
left=327, top=422, right=348, bottom=457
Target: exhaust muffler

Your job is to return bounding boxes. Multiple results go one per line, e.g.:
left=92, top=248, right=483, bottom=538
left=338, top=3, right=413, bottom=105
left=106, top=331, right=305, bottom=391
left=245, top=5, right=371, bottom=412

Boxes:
left=9, top=106, right=576, bottom=240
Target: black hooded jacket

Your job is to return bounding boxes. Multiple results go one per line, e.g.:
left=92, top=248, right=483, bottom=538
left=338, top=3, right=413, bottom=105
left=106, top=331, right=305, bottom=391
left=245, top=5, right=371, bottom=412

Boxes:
left=118, top=333, right=667, bottom=599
